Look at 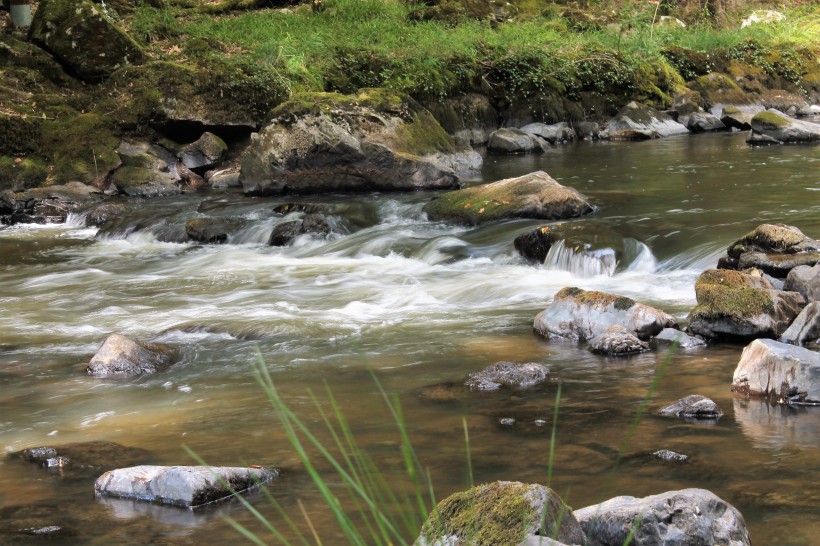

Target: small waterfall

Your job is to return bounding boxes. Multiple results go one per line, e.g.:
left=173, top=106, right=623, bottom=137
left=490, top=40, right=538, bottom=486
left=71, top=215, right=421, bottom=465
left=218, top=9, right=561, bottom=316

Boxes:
left=543, top=240, right=617, bottom=277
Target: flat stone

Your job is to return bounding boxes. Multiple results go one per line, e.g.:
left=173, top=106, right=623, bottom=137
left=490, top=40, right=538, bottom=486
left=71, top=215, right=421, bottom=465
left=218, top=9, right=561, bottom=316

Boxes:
left=575, top=488, right=750, bottom=546
left=732, top=338, right=820, bottom=404
left=94, top=465, right=277, bottom=508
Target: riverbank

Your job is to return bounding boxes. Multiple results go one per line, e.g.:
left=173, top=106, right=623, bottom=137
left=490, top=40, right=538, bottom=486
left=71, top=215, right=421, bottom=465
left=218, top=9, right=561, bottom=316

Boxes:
left=1, top=0, right=819, bottom=192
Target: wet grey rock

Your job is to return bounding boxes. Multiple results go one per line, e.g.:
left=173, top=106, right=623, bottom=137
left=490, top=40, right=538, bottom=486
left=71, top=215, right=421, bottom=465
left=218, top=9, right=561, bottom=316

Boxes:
left=574, top=121, right=600, bottom=140
left=180, top=132, right=228, bottom=172
left=207, top=168, right=242, bottom=188
left=654, top=328, right=707, bottom=348
left=748, top=109, right=820, bottom=144
left=94, top=465, right=277, bottom=508
left=86, top=333, right=176, bottom=377
left=732, top=338, right=820, bottom=404
left=534, top=287, right=677, bottom=341
left=269, top=213, right=332, bottom=246
left=575, top=488, right=750, bottom=546
left=603, top=101, right=689, bottom=140
left=652, top=450, right=688, bottom=462
left=417, top=481, right=586, bottom=546
left=780, top=301, right=820, bottom=346
left=85, top=203, right=127, bottom=227
left=720, top=223, right=820, bottom=278
left=588, top=325, right=649, bottom=356
left=513, top=223, right=622, bottom=266
left=720, top=105, right=755, bottom=130
left=784, top=264, right=820, bottom=301
left=520, top=122, right=575, bottom=143
left=4, top=183, right=103, bottom=225
left=683, top=111, right=727, bottom=133
left=487, top=128, right=549, bottom=154
left=465, top=361, right=550, bottom=391
left=659, top=395, right=723, bottom=421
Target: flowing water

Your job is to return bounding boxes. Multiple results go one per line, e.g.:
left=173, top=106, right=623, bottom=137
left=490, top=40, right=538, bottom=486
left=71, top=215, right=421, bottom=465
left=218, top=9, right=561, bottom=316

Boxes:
left=0, top=132, right=818, bottom=544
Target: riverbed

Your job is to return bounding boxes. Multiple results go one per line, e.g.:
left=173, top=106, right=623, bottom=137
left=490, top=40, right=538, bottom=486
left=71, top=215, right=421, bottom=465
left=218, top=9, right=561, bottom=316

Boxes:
left=1, top=132, right=818, bottom=544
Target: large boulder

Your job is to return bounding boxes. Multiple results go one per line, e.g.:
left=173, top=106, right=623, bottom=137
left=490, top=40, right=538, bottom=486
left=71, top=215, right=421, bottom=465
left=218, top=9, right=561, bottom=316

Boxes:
left=417, top=481, right=586, bottom=546
left=240, top=89, right=474, bottom=196
left=94, top=465, right=277, bottom=508
left=687, top=269, right=805, bottom=340
left=180, top=132, right=228, bottom=172
left=465, top=362, right=550, bottom=391
left=682, top=111, right=727, bottom=133
left=748, top=109, right=820, bottom=144
left=86, top=333, right=176, bottom=377
left=424, top=171, right=593, bottom=226
left=575, top=488, right=750, bottom=546
left=29, top=0, right=146, bottom=81
left=780, top=301, right=820, bottom=346
left=719, top=224, right=820, bottom=276
left=520, top=122, right=575, bottom=144
left=602, top=101, right=689, bottom=140
left=732, top=338, right=820, bottom=404
left=588, top=325, right=649, bottom=356
left=534, top=287, right=677, bottom=341
left=487, top=128, right=548, bottom=154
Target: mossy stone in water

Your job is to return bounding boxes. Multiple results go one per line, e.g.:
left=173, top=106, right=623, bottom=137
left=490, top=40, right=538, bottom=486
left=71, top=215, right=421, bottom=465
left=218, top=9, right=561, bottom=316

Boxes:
left=692, top=269, right=775, bottom=319
left=29, top=0, right=146, bottom=81
left=419, top=481, right=585, bottom=546
left=727, top=224, right=817, bottom=259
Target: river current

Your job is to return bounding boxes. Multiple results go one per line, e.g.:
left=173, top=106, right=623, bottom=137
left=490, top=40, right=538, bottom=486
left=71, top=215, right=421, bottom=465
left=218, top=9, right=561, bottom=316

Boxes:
left=0, top=132, right=818, bottom=544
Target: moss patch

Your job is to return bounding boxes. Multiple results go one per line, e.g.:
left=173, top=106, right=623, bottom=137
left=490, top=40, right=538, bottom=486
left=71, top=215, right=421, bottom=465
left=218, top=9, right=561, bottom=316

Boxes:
left=39, top=114, right=120, bottom=185
left=692, top=269, right=775, bottom=318
left=688, top=72, right=750, bottom=107
left=751, top=110, right=790, bottom=129
left=0, top=156, right=49, bottom=191
left=555, top=286, right=636, bottom=310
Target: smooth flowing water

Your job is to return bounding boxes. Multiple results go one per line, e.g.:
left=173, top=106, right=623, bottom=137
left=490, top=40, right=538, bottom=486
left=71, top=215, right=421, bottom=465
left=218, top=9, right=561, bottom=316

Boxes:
left=0, top=132, right=818, bottom=545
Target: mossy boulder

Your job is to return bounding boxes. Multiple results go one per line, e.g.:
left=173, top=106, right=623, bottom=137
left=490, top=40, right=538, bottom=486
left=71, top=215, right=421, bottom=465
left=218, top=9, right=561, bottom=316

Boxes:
left=721, top=223, right=820, bottom=276
left=424, top=171, right=593, bottom=226
left=180, top=132, right=228, bottom=171
left=687, top=73, right=751, bottom=110
left=602, top=101, right=688, bottom=140
left=688, top=269, right=805, bottom=340
left=417, top=481, right=585, bottom=546
left=38, top=113, right=121, bottom=186
left=534, top=286, right=677, bottom=341
left=240, top=89, right=473, bottom=196
left=748, top=109, right=820, bottom=144
left=29, top=0, right=146, bottom=81
left=110, top=166, right=178, bottom=198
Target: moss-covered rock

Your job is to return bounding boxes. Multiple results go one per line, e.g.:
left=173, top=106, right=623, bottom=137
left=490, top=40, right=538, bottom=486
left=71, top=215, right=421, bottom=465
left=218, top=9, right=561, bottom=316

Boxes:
left=29, top=0, right=146, bottom=81
left=240, top=89, right=471, bottom=195
left=687, top=73, right=751, bottom=109
left=38, top=113, right=121, bottom=186
left=727, top=224, right=820, bottom=260
left=424, top=170, right=592, bottom=225
left=688, top=268, right=805, bottom=340
left=418, top=481, right=585, bottom=546
left=748, top=109, right=820, bottom=144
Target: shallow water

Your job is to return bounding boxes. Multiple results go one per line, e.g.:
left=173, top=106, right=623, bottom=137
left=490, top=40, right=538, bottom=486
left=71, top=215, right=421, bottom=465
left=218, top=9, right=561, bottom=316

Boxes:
left=0, top=133, right=818, bottom=544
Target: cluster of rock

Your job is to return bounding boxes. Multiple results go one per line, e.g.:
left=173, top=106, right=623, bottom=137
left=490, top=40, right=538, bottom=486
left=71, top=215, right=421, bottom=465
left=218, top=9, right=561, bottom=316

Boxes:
left=417, top=482, right=750, bottom=546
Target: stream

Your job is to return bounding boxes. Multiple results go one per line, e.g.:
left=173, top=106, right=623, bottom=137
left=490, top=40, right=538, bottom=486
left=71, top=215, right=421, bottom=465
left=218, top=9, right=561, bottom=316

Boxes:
left=1, top=132, right=818, bottom=544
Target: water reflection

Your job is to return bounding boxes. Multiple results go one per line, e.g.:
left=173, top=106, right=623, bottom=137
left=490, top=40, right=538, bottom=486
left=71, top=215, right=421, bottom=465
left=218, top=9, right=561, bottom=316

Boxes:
left=733, top=397, right=820, bottom=450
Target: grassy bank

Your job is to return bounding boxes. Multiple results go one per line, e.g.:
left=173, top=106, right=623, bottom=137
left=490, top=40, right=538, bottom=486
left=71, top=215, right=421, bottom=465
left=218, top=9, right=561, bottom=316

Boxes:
left=133, top=0, right=820, bottom=118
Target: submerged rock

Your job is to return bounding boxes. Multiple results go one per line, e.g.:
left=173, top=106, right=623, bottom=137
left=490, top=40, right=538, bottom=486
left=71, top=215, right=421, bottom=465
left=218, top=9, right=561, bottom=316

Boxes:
left=94, top=465, right=277, bottom=508
left=424, top=171, right=593, bottom=226
left=185, top=217, right=243, bottom=244
left=687, top=269, right=805, bottom=340
left=465, top=362, right=550, bottom=391
left=240, top=89, right=470, bottom=195
left=487, top=128, right=548, bottom=154
left=653, top=328, right=707, bottom=349
left=575, top=488, right=750, bottom=546
left=732, top=338, right=820, bottom=404
left=748, top=109, right=820, bottom=144
left=603, top=101, right=689, bottom=140
left=659, top=395, right=723, bottom=421
left=652, top=450, right=689, bottom=462
left=12, top=441, right=151, bottom=477
left=417, top=481, right=586, bottom=546
left=533, top=287, right=677, bottom=341
left=269, top=213, right=332, bottom=246
left=588, top=325, right=649, bottom=356
left=86, top=333, right=176, bottom=377
left=85, top=203, right=127, bottom=227
left=29, top=0, right=146, bottom=81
